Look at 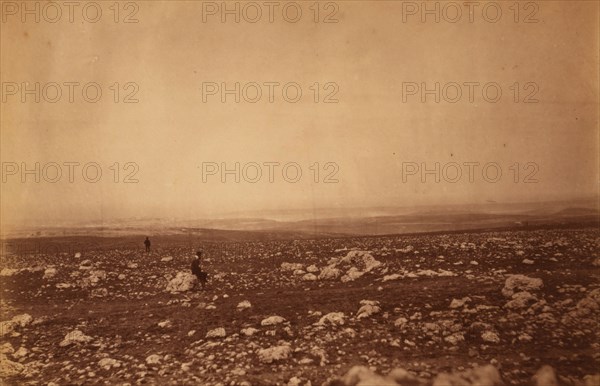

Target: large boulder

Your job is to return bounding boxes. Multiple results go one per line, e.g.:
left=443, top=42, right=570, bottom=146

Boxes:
left=11, top=314, right=32, bottom=328
left=432, top=365, right=502, bottom=386
left=316, top=312, right=345, bottom=326
left=59, top=330, right=93, bottom=347
left=43, top=267, right=57, bottom=279
left=357, top=300, right=381, bottom=319
left=339, top=251, right=382, bottom=272
left=205, top=327, right=226, bottom=338
left=501, top=275, right=543, bottom=297
left=562, top=288, right=600, bottom=325
left=0, top=268, right=19, bottom=277
left=261, top=316, right=286, bottom=326
left=166, top=272, right=197, bottom=293
left=0, top=314, right=33, bottom=337
left=533, top=365, right=558, bottom=386
left=281, top=262, right=304, bottom=272
left=505, top=291, right=538, bottom=309
left=320, top=251, right=384, bottom=283
left=258, top=344, right=292, bottom=364
left=319, top=266, right=342, bottom=280
left=341, top=267, right=365, bottom=283
left=0, top=354, right=24, bottom=377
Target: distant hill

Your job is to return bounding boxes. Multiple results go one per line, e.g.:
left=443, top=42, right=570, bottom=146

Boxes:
left=3, top=198, right=597, bottom=239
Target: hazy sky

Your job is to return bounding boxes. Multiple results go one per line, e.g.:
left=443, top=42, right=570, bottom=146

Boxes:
left=1, top=1, right=598, bottom=227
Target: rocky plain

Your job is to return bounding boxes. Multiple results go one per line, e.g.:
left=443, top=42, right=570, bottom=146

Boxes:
left=0, top=226, right=599, bottom=385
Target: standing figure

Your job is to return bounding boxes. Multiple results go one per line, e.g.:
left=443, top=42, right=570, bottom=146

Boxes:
left=191, top=250, right=207, bottom=289
left=144, top=237, right=151, bottom=253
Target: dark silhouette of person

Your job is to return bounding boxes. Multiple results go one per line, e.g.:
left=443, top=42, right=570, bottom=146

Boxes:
left=144, top=237, right=151, bottom=252
left=191, top=250, right=207, bottom=289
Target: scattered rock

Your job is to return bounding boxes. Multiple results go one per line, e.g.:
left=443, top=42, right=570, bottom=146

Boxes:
left=316, top=312, right=345, bottom=326
left=91, top=288, right=108, bottom=298
left=12, top=347, right=28, bottom=359
left=533, top=365, right=558, bottom=386
left=258, top=344, right=292, bottom=364
left=394, top=317, right=408, bottom=328
left=281, top=262, right=304, bottom=272
left=502, top=275, right=543, bottom=297
left=357, top=300, right=381, bottom=319
left=237, top=300, right=252, bottom=310
left=505, top=291, right=538, bottom=309
left=98, top=358, right=121, bottom=370
left=146, top=354, right=161, bottom=365
left=206, top=327, right=226, bottom=338
left=302, top=273, right=318, bottom=281
left=59, top=330, right=93, bottom=347
left=449, top=297, right=471, bottom=309
left=0, top=268, right=19, bottom=277
left=0, top=354, right=24, bottom=377
left=43, top=268, right=57, bottom=279
left=11, top=314, right=32, bottom=328
left=261, top=316, right=286, bottom=326
left=0, top=343, right=13, bottom=355
left=319, top=266, right=342, bottom=281
left=241, top=327, right=259, bottom=336
left=481, top=331, right=501, bottom=343
left=341, top=267, right=364, bottom=283
left=166, top=272, right=197, bottom=293
left=383, top=273, right=402, bottom=282
left=431, top=365, right=502, bottom=386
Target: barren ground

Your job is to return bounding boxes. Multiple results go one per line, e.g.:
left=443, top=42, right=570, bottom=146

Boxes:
left=1, top=225, right=599, bottom=385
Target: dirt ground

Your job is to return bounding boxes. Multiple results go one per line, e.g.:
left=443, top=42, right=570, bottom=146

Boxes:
left=1, top=225, right=599, bottom=385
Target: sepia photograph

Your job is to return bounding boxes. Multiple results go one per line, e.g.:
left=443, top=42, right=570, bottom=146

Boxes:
left=0, top=1, right=599, bottom=385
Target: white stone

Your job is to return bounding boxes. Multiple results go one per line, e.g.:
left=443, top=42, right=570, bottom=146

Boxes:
left=146, top=354, right=161, bottom=365
left=533, top=365, right=558, bottom=386
left=449, top=297, right=471, bottom=309
left=0, top=354, right=24, bottom=377
left=357, top=301, right=381, bottom=319
left=502, top=275, right=543, bottom=297
left=43, top=268, right=57, bottom=279
left=261, top=316, right=286, bottom=326
left=258, top=344, right=292, bottom=364
left=59, top=330, right=92, bottom=347
left=206, top=327, right=226, bottom=338
left=98, top=358, right=121, bottom=370
left=481, top=331, right=501, bottom=343
left=318, top=265, right=341, bottom=280
left=241, top=327, right=259, bottom=336
left=281, top=262, right=304, bottom=272
left=382, top=274, right=402, bottom=282
left=166, top=272, right=197, bottom=293
left=316, top=312, right=345, bottom=326
left=237, top=300, right=252, bottom=310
